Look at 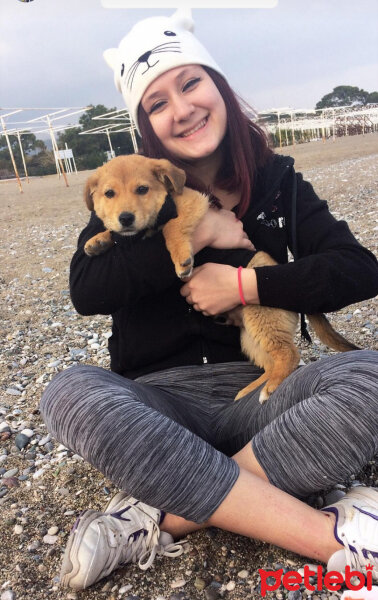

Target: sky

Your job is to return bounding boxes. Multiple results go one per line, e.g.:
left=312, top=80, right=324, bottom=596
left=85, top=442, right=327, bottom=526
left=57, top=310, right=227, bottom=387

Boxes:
left=0, top=0, right=377, bottom=132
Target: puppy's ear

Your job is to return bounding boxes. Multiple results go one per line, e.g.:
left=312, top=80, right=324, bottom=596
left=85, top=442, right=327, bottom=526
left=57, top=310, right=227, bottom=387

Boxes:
left=152, top=159, right=186, bottom=194
left=84, top=173, right=98, bottom=211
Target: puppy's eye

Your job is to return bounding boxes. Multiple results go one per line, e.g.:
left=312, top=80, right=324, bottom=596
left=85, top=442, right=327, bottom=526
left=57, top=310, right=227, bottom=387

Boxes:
left=105, top=189, right=115, bottom=198
left=135, top=186, right=149, bottom=195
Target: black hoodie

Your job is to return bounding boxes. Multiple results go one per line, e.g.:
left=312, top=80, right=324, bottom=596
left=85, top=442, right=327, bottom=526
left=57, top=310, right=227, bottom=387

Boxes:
left=70, top=154, right=378, bottom=378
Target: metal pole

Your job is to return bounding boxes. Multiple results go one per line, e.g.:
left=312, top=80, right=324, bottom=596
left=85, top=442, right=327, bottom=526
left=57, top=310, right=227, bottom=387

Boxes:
left=16, top=130, right=30, bottom=183
left=278, top=112, right=282, bottom=148
left=47, top=115, right=69, bottom=187
left=130, top=126, right=138, bottom=153
left=106, top=128, right=114, bottom=157
left=290, top=111, right=295, bottom=146
left=0, top=117, right=23, bottom=193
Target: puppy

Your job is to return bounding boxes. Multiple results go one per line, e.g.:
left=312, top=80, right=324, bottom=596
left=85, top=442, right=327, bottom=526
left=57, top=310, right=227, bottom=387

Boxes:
left=83, top=154, right=359, bottom=404
left=84, top=154, right=208, bottom=279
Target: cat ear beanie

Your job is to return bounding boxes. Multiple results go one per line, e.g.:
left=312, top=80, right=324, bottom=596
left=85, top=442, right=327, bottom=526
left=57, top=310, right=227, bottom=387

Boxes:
left=103, top=7, right=225, bottom=133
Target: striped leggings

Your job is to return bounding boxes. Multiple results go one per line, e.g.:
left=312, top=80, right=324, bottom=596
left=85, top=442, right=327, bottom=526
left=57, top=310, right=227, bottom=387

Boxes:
left=40, top=350, right=378, bottom=523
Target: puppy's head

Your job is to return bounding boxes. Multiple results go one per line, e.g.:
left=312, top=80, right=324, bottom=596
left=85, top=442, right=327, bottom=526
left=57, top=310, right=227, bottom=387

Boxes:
left=84, top=154, right=186, bottom=235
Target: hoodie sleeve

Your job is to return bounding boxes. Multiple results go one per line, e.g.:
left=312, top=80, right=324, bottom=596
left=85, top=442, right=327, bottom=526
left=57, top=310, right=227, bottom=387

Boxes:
left=69, top=212, right=178, bottom=315
left=255, top=170, right=378, bottom=314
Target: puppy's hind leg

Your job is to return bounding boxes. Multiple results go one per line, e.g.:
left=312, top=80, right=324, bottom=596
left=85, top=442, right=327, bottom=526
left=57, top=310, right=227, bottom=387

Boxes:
left=258, top=343, right=300, bottom=403
left=234, top=371, right=270, bottom=401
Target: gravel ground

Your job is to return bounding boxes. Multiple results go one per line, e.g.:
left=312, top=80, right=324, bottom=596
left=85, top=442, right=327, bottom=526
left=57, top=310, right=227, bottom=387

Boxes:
left=0, top=133, right=377, bottom=600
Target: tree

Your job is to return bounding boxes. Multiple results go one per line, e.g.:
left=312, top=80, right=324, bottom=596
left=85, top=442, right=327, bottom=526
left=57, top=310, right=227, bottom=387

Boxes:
left=0, top=133, right=48, bottom=178
left=58, top=104, right=135, bottom=170
left=367, top=91, right=378, bottom=104
left=315, top=86, right=377, bottom=109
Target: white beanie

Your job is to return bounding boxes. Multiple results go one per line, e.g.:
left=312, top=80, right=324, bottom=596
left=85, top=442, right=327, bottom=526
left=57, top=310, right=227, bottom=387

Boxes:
left=103, top=8, right=225, bottom=134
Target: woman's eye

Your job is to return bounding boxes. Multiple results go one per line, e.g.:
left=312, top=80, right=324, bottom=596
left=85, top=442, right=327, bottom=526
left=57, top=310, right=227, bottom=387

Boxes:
left=105, top=189, right=115, bottom=198
left=183, top=77, right=200, bottom=92
left=149, top=101, right=165, bottom=114
left=135, top=185, right=149, bottom=195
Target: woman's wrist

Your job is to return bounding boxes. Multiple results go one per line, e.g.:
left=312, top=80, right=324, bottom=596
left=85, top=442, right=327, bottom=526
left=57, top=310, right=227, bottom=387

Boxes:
left=191, top=215, right=214, bottom=254
left=237, top=267, right=260, bottom=305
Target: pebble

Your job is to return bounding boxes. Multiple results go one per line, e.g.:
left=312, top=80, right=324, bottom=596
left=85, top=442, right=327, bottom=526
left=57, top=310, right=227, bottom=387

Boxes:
left=20, top=429, right=34, bottom=438
left=237, top=569, right=249, bottom=578
left=225, top=581, right=236, bottom=591
left=1, top=592, right=16, bottom=600
left=119, top=585, right=133, bottom=594
left=170, top=579, right=186, bottom=589
left=6, top=388, right=22, bottom=396
left=47, top=526, right=59, bottom=535
left=43, top=534, right=58, bottom=544
left=14, top=525, right=23, bottom=534
left=15, top=433, right=30, bottom=450
left=204, top=589, right=220, bottom=600
left=194, top=577, right=206, bottom=591
left=1, top=478, right=19, bottom=488
left=3, top=468, right=18, bottom=478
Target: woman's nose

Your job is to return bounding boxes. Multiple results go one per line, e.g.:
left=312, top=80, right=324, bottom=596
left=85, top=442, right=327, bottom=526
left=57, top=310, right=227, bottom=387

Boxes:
left=172, top=96, right=195, bottom=122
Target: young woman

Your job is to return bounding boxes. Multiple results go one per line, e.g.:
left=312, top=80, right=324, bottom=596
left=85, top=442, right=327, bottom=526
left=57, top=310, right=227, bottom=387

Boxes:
left=40, top=8, right=378, bottom=592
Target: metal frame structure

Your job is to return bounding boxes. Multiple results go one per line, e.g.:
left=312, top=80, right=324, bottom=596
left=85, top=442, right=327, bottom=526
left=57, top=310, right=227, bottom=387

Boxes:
left=0, top=107, right=89, bottom=191
left=79, top=108, right=139, bottom=155
left=257, top=104, right=378, bottom=147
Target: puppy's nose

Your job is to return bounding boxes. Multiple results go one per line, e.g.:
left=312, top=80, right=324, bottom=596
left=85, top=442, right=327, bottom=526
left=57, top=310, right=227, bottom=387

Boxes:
left=119, top=212, right=135, bottom=227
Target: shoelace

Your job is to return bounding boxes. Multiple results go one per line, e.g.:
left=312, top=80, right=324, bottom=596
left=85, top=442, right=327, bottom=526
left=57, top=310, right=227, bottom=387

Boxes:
left=341, top=533, right=378, bottom=579
left=103, top=509, right=186, bottom=575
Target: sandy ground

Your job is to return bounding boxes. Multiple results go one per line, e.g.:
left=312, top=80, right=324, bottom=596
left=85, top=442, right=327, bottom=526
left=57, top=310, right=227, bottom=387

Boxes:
left=0, top=132, right=377, bottom=600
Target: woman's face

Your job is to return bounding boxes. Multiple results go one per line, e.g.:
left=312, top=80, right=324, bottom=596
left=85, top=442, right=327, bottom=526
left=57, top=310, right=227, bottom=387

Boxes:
left=140, top=65, right=227, bottom=164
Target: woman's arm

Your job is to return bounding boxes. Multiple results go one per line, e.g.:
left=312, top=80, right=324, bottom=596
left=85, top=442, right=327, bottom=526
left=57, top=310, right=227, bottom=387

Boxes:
left=70, top=208, right=254, bottom=316
left=255, top=172, right=378, bottom=314
left=180, top=171, right=378, bottom=316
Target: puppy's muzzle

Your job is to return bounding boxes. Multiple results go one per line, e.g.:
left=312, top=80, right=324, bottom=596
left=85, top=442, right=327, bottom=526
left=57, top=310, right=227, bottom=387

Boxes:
left=119, top=212, right=135, bottom=228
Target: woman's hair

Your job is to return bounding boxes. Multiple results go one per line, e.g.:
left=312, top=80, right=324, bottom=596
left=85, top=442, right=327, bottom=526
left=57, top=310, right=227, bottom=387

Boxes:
left=137, top=66, right=273, bottom=218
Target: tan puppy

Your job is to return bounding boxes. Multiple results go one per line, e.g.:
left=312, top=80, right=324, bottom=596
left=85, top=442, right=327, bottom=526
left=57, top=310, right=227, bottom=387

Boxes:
left=84, top=154, right=208, bottom=279
left=84, top=154, right=359, bottom=404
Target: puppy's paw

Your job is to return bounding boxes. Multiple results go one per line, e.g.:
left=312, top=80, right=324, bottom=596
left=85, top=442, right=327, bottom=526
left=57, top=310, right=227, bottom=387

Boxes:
left=84, top=236, right=114, bottom=256
left=176, top=255, right=194, bottom=279
left=258, top=387, right=270, bottom=404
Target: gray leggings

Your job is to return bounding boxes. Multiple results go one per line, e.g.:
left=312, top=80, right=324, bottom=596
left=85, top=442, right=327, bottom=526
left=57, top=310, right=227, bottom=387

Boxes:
left=40, top=350, right=378, bottom=523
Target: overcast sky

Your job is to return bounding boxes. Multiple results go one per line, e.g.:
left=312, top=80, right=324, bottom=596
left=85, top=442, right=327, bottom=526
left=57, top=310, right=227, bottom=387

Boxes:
left=1, top=0, right=377, bottom=130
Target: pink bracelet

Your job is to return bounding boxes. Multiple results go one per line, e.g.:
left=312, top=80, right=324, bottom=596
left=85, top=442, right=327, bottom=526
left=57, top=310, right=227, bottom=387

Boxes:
left=237, top=266, right=247, bottom=306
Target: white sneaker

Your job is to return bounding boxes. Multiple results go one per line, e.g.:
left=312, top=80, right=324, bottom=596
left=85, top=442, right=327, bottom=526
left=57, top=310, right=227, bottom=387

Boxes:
left=60, top=493, right=186, bottom=590
left=322, top=486, right=378, bottom=582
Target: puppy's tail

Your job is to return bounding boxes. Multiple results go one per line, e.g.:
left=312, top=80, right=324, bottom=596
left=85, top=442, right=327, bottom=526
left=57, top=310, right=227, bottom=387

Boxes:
left=307, top=313, right=360, bottom=352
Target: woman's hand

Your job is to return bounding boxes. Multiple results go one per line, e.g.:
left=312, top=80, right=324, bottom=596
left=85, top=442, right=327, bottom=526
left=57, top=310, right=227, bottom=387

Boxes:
left=180, top=263, right=259, bottom=316
left=191, top=208, right=255, bottom=254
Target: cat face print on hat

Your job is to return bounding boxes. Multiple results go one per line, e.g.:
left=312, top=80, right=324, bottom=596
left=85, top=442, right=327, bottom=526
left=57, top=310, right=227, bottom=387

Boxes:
left=103, top=8, right=224, bottom=133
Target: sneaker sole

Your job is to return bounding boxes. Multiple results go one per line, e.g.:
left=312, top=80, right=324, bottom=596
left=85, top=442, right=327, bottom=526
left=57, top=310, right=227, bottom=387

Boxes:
left=60, top=509, right=103, bottom=590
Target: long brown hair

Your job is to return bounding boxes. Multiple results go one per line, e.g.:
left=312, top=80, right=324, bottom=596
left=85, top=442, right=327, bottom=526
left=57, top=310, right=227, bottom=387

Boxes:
left=137, top=66, right=273, bottom=217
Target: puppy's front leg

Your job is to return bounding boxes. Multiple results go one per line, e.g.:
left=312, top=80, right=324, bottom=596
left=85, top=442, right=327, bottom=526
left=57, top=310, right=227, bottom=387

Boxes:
left=163, top=189, right=209, bottom=279
left=163, top=219, right=195, bottom=278
left=84, top=230, right=114, bottom=256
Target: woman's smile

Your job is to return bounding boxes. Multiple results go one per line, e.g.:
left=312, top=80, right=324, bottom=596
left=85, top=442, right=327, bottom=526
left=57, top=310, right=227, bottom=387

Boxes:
left=177, top=115, right=209, bottom=138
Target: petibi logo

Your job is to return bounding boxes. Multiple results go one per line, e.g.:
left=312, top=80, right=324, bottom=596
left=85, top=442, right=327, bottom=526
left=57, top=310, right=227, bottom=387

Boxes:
left=258, top=564, right=374, bottom=597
